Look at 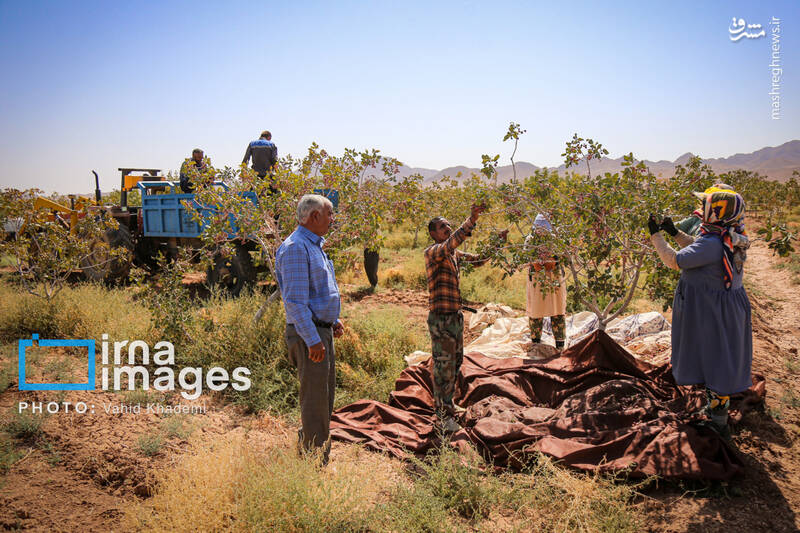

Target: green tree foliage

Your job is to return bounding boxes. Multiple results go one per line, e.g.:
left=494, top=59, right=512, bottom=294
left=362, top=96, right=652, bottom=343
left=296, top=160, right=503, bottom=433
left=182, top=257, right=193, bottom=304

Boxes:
left=0, top=188, right=126, bottom=300
left=472, top=131, right=716, bottom=328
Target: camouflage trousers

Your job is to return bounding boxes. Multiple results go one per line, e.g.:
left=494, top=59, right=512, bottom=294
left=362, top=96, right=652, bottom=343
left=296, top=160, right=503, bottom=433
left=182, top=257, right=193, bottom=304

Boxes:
left=529, top=315, right=566, bottom=343
left=427, top=311, right=464, bottom=418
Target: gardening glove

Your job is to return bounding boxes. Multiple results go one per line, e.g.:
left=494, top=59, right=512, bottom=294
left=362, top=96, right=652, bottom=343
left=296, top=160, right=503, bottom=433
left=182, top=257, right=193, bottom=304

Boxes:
left=647, top=214, right=661, bottom=236
left=660, top=216, right=678, bottom=236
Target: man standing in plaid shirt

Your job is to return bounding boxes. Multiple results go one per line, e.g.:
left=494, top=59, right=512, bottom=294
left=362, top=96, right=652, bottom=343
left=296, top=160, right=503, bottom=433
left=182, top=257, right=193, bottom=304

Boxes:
left=425, top=204, right=505, bottom=432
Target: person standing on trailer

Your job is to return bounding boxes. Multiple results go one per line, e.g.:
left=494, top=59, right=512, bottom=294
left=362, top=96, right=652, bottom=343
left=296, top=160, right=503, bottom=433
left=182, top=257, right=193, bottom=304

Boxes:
left=242, top=130, right=279, bottom=194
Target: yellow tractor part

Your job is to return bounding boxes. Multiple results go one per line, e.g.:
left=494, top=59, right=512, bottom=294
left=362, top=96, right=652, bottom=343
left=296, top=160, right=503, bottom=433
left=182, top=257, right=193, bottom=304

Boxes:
left=19, top=195, right=93, bottom=235
left=120, top=168, right=163, bottom=194
left=123, top=173, right=144, bottom=191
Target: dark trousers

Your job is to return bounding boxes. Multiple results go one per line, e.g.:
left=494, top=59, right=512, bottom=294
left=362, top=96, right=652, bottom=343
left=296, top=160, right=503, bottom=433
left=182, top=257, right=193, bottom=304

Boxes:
left=286, top=324, right=336, bottom=459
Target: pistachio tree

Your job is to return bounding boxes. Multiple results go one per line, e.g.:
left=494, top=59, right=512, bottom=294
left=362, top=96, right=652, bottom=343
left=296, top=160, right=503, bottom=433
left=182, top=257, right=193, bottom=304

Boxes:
left=471, top=130, right=703, bottom=329
left=182, top=144, right=402, bottom=318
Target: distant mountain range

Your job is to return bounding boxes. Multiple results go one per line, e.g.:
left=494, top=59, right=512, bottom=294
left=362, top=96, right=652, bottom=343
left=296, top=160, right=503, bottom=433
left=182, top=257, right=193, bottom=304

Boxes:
left=390, top=140, right=800, bottom=184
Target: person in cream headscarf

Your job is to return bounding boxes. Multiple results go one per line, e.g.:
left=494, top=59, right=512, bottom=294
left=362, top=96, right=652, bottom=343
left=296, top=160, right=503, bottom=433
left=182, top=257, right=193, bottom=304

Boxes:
left=524, top=214, right=568, bottom=349
left=649, top=188, right=752, bottom=440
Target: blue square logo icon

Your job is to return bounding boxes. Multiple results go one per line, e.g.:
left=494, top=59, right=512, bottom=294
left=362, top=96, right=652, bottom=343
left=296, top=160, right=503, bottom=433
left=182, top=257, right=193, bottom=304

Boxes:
left=18, top=334, right=95, bottom=391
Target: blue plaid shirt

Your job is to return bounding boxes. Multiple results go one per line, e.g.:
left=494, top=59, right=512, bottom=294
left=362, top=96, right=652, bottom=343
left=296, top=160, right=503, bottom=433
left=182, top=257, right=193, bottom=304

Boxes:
left=275, top=225, right=340, bottom=347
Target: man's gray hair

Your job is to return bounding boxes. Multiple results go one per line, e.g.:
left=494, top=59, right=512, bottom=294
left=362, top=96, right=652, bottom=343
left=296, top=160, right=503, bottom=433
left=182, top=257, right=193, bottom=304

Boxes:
left=296, top=194, right=333, bottom=223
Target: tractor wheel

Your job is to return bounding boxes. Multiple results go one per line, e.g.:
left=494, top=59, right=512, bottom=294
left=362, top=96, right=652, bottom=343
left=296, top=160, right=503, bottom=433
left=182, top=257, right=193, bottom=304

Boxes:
left=80, top=225, right=133, bottom=282
left=206, top=245, right=256, bottom=296
left=133, top=237, right=161, bottom=273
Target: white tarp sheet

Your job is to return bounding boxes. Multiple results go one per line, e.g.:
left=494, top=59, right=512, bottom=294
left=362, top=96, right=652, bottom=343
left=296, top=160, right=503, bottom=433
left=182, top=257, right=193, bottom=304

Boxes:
left=405, top=305, right=672, bottom=365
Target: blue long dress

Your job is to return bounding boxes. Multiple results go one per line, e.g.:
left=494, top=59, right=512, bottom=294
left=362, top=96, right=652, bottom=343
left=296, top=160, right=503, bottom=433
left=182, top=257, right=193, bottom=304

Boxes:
left=671, top=234, right=753, bottom=395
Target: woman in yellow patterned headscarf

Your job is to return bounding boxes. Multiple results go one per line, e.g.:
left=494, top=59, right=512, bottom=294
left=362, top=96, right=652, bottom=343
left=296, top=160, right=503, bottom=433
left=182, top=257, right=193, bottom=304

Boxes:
left=696, top=190, right=747, bottom=289
left=648, top=189, right=752, bottom=441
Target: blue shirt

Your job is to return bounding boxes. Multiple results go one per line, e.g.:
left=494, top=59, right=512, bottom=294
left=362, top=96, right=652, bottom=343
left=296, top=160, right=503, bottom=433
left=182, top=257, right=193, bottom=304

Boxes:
left=242, top=138, right=278, bottom=176
left=275, top=225, right=341, bottom=346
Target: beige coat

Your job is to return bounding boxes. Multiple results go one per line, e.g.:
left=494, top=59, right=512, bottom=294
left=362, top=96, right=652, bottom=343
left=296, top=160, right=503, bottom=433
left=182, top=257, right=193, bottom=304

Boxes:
left=526, top=267, right=567, bottom=318
left=523, top=233, right=567, bottom=318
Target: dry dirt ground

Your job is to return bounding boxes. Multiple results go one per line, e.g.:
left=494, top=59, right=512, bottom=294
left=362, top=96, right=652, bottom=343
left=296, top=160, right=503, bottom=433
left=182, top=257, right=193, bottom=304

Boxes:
left=1, top=238, right=799, bottom=532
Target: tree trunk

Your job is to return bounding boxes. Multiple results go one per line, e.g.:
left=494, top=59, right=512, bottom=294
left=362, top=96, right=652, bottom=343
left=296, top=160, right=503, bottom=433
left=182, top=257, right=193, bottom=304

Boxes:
left=364, top=248, right=379, bottom=287
left=253, top=288, right=281, bottom=324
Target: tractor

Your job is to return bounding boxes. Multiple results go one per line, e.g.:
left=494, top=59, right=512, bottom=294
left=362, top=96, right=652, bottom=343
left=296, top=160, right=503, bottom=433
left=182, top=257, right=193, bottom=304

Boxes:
left=20, top=169, right=259, bottom=295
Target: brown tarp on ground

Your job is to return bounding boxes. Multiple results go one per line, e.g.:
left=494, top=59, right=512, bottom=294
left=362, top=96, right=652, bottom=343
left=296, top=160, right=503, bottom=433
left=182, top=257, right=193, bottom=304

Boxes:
left=330, top=330, right=766, bottom=480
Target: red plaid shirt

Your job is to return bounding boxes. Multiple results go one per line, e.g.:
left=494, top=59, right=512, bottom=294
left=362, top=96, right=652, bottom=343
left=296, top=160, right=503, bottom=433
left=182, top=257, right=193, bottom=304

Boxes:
left=424, top=218, right=485, bottom=313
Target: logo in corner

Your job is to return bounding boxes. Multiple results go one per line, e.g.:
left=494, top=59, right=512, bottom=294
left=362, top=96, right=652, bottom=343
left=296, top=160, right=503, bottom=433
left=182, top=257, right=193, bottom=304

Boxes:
left=18, top=334, right=95, bottom=391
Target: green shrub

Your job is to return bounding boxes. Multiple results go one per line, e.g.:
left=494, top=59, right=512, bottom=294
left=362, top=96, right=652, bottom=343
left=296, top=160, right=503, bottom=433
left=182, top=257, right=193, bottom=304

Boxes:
left=370, top=443, right=497, bottom=531
left=41, top=439, right=62, bottom=466
left=121, top=388, right=165, bottom=406
left=136, top=432, right=164, bottom=456
left=335, top=307, right=427, bottom=406
left=237, top=446, right=372, bottom=532
left=413, top=445, right=496, bottom=519
left=124, top=437, right=387, bottom=532
left=43, top=357, right=74, bottom=382
left=370, top=489, right=457, bottom=533
left=494, top=454, right=644, bottom=533
left=0, top=284, right=62, bottom=341
left=0, top=438, right=22, bottom=473
left=383, top=228, right=416, bottom=250
left=377, top=249, right=427, bottom=291
left=0, top=281, right=152, bottom=344
left=784, top=355, right=800, bottom=374
left=182, top=295, right=298, bottom=414
left=160, top=415, right=194, bottom=440
left=0, top=359, right=14, bottom=394
left=126, top=435, right=644, bottom=533
left=2, top=410, right=44, bottom=442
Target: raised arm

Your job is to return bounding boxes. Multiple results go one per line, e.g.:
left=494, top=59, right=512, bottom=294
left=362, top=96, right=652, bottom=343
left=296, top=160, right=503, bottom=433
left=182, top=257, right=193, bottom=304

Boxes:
left=456, top=250, right=488, bottom=267
left=650, top=233, right=679, bottom=270
left=661, top=216, right=695, bottom=249
left=674, top=231, right=695, bottom=249
left=427, top=218, right=474, bottom=262
left=457, top=229, right=506, bottom=268
left=426, top=205, right=484, bottom=263
left=675, top=215, right=699, bottom=235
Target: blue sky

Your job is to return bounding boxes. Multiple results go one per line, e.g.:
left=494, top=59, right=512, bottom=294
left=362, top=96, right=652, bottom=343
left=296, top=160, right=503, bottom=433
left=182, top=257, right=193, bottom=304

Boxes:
left=0, top=0, right=797, bottom=193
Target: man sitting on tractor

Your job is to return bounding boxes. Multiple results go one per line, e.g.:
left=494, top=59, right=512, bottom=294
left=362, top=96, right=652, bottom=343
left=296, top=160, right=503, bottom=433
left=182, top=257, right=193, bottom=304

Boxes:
left=179, top=148, right=211, bottom=193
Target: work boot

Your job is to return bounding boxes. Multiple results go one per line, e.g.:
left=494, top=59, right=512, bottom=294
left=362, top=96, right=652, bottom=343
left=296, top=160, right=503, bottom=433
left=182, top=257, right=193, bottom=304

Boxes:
left=692, top=418, right=732, bottom=442
left=711, top=421, right=732, bottom=442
